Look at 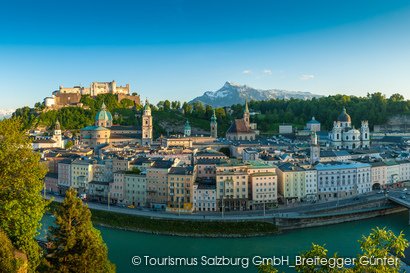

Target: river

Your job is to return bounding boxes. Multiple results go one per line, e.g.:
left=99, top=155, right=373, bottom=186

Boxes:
left=41, top=212, right=410, bottom=273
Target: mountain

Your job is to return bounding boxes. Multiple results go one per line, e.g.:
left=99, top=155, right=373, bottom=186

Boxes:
left=189, top=82, right=322, bottom=108
left=0, top=109, right=14, bottom=119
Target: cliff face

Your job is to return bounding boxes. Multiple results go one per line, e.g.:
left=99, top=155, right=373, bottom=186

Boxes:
left=374, top=115, right=410, bottom=133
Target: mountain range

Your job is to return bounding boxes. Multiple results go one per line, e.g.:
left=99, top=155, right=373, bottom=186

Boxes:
left=189, top=81, right=322, bottom=108
left=0, top=109, right=14, bottom=119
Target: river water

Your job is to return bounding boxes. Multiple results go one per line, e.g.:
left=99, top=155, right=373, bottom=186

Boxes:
left=41, top=211, right=410, bottom=273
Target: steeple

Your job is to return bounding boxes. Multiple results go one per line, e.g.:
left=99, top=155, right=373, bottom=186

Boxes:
left=210, top=109, right=218, bottom=138
left=142, top=98, right=153, bottom=146
left=243, top=100, right=250, bottom=127
left=211, top=109, right=217, bottom=122
left=143, top=98, right=151, bottom=113
left=101, top=101, right=107, bottom=110
left=55, top=119, right=61, bottom=130
left=184, top=119, right=191, bottom=137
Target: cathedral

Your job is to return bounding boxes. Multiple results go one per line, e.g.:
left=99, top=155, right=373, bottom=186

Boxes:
left=328, top=107, right=370, bottom=150
left=80, top=101, right=152, bottom=148
left=226, top=101, right=258, bottom=141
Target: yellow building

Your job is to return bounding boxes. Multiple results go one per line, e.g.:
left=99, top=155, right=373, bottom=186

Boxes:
left=167, top=166, right=196, bottom=212
left=247, top=161, right=278, bottom=209
left=276, top=163, right=306, bottom=203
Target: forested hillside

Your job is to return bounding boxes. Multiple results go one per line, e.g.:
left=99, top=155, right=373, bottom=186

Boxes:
left=12, top=92, right=410, bottom=136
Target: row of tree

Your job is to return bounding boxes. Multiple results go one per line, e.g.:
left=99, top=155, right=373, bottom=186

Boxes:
left=0, top=118, right=115, bottom=273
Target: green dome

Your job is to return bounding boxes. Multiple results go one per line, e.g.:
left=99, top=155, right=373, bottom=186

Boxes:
left=95, top=102, right=113, bottom=122
left=184, top=120, right=191, bottom=130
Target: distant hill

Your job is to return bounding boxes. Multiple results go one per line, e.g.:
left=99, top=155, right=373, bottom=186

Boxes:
left=189, top=81, right=322, bottom=107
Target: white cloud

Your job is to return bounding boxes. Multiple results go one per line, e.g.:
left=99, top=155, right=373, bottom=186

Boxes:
left=263, top=69, right=272, bottom=75
left=300, top=74, right=315, bottom=81
left=242, top=70, right=252, bottom=75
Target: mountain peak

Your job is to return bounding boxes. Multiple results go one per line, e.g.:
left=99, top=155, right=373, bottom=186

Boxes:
left=224, top=81, right=243, bottom=88
left=189, top=82, right=322, bottom=108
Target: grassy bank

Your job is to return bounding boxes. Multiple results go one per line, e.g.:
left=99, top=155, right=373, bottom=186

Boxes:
left=90, top=209, right=278, bottom=237
left=48, top=201, right=278, bottom=237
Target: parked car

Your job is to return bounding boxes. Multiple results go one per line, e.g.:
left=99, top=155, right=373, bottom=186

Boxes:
left=127, top=205, right=135, bottom=209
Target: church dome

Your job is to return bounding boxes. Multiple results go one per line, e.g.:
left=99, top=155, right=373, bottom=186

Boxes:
left=95, top=102, right=113, bottom=123
left=337, top=107, right=351, bottom=122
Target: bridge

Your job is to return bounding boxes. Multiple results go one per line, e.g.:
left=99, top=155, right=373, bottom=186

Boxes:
left=387, top=191, right=410, bottom=224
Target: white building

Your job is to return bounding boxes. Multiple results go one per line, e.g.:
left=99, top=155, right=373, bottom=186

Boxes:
left=279, top=124, right=293, bottom=134
left=316, top=161, right=371, bottom=201
left=304, top=168, right=318, bottom=201
left=193, top=182, right=217, bottom=212
left=306, top=116, right=321, bottom=132
left=328, top=107, right=370, bottom=150
left=370, top=161, right=387, bottom=189
left=399, top=160, right=410, bottom=183
left=70, top=158, right=94, bottom=193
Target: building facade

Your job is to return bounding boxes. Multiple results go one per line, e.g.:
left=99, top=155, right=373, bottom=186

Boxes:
left=328, top=107, right=370, bottom=150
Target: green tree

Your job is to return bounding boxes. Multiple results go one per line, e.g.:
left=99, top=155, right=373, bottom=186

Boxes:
left=65, top=140, right=74, bottom=149
left=47, top=188, right=116, bottom=273
left=163, top=100, right=171, bottom=111
left=0, top=229, right=23, bottom=273
left=0, top=118, right=48, bottom=271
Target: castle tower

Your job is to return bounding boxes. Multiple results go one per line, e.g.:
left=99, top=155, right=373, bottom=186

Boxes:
left=53, top=119, right=63, bottom=148
left=184, top=120, right=191, bottom=137
left=243, top=100, right=250, bottom=127
left=310, top=131, right=320, bottom=164
left=360, top=120, right=370, bottom=148
left=142, top=99, right=153, bottom=146
left=210, top=110, right=217, bottom=138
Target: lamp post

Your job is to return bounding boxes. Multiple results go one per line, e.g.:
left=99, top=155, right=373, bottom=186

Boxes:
left=108, top=191, right=110, bottom=210
left=178, top=197, right=181, bottom=216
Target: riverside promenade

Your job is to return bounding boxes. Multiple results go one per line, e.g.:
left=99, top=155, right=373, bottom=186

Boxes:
left=46, top=190, right=401, bottom=222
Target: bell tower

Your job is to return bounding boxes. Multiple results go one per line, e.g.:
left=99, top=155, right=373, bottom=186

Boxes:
left=210, top=110, right=217, bottom=138
left=142, top=99, right=153, bottom=146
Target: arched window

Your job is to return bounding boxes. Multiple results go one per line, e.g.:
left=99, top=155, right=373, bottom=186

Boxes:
left=336, top=134, right=339, bottom=140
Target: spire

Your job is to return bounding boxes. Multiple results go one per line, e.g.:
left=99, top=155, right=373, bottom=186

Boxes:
left=245, top=100, right=249, bottom=113
left=144, top=98, right=151, bottom=111
left=55, top=119, right=61, bottom=130
left=211, top=109, right=217, bottom=122
left=101, top=102, right=107, bottom=110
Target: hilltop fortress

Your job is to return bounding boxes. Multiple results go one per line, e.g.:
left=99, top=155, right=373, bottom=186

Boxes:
left=44, top=80, right=140, bottom=108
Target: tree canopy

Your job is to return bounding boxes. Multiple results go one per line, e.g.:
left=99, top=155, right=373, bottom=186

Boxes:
left=0, top=118, right=48, bottom=271
left=47, top=188, right=116, bottom=273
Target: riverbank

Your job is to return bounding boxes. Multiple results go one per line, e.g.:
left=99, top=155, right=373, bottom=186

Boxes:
left=46, top=197, right=408, bottom=237
left=47, top=201, right=279, bottom=237
left=90, top=209, right=279, bottom=237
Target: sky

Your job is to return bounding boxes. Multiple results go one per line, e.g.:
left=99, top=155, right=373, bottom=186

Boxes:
left=1, top=0, right=410, bottom=109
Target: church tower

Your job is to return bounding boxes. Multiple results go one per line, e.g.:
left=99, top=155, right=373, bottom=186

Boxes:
left=210, top=110, right=217, bottom=138
left=360, top=120, right=370, bottom=148
left=53, top=119, right=63, bottom=148
left=310, top=131, right=320, bottom=164
left=142, top=99, right=153, bottom=146
left=243, top=100, right=250, bottom=127
left=184, top=120, right=191, bottom=137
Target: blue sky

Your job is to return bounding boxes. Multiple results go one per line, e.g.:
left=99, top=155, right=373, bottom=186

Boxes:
left=1, top=0, right=410, bottom=109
